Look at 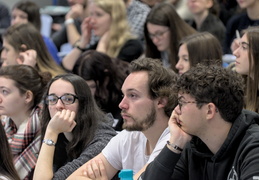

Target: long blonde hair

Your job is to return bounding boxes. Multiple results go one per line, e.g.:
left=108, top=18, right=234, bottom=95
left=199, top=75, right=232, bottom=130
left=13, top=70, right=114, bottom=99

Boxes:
left=92, top=0, right=135, bottom=57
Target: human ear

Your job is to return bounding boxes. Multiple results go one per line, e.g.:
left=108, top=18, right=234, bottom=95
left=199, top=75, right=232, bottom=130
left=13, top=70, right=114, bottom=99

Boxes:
left=206, top=103, right=217, bottom=119
left=157, top=97, right=168, bottom=108
left=25, top=90, right=33, bottom=104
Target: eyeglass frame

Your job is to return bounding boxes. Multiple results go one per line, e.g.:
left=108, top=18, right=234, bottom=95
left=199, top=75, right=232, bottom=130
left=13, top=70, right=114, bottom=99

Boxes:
left=148, top=28, right=169, bottom=40
left=178, top=98, right=208, bottom=111
left=45, top=93, right=78, bottom=105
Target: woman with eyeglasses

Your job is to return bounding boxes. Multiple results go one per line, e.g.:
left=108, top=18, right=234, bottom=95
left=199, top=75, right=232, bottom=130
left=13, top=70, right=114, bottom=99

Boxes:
left=33, top=73, right=117, bottom=179
left=0, top=65, right=51, bottom=179
left=232, top=26, right=259, bottom=113
left=144, top=2, right=196, bottom=72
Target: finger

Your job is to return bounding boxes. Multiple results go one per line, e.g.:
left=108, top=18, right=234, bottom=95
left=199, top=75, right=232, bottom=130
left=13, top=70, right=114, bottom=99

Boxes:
left=98, top=159, right=107, bottom=178
left=92, top=160, right=101, bottom=178
left=87, top=163, right=95, bottom=179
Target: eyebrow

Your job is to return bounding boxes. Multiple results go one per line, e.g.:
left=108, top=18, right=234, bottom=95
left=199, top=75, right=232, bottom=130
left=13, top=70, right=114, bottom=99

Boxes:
left=241, top=42, right=249, bottom=46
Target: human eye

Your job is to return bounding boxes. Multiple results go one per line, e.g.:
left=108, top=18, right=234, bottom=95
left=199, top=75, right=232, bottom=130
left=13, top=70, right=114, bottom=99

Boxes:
left=1, top=89, right=9, bottom=95
left=46, top=95, right=58, bottom=104
left=62, top=94, right=75, bottom=104
left=156, top=31, right=164, bottom=37
left=128, top=93, right=138, bottom=99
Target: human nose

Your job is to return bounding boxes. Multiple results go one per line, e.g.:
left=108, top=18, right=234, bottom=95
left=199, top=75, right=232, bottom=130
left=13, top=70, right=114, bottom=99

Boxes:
left=232, top=46, right=240, bottom=58
left=55, top=98, right=65, bottom=110
left=119, top=96, right=129, bottom=110
left=175, top=104, right=181, bottom=115
left=175, top=59, right=182, bottom=70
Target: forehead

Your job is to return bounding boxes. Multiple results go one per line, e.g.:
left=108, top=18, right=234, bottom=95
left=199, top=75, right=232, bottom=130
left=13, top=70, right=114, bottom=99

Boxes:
left=0, top=77, right=16, bottom=87
left=12, top=8, right=27, bottom=15
left=122, top=71, right=149, bottom=94
left=147, top=23, right=168, bottom=32
left=48, top=79, right=75, bottom=95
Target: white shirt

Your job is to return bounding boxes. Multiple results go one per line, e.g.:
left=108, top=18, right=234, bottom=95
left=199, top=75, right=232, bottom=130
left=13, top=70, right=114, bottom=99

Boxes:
left=102, top=128, right=170, bottom=175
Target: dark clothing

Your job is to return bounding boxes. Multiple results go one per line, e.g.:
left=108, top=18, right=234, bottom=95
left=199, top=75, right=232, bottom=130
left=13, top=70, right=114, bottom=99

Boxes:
left=224, top=12, right=259, bottom=54
left=51, top=18, right=81, bottom=50
left=52, top=115, right=117, bottom=179
left=0, top=2, right=10, bottom=29
left=140, top=110, right=259, bottom=180
left=189, top=13, right=226, bottom=47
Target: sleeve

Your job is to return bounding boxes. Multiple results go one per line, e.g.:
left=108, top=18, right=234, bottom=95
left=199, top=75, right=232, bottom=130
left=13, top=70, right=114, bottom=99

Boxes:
left=42, top=36, right=61, bottom=65
left=51, top=25, right=68, bottom=51
left=0, top=4, right=10, bottom=29
left=117, top=39, right=144, bottom=63
left=52, top=123, right=117, bottom=179
left=101, top=131, right=126, bottom=170
left=140, top=146, right=182, bottom=180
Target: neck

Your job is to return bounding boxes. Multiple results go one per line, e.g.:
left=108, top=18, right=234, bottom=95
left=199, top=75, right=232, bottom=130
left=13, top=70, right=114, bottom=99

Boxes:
left=199, top=118, right=232, bottom=154
left=247, top=2, right=259, bottom=20
left=142, top=113, right=169, bottom=155
left=194, top=10, right=209, bottom=29
left=11, top=109, right=31, bottom=128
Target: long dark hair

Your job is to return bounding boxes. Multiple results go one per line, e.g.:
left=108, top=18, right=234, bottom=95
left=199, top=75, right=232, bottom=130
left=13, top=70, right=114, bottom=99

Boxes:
left=41, top=74, right=106, bottom=159
left=0, top=124, right=20, bottom=180
left=75, top=50, right=128, bottom=116
left=144, top=2, right=196, bottom=72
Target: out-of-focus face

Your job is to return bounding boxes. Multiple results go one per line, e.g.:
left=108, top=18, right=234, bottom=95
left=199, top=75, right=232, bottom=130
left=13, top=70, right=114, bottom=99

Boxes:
left=1, top=39, right=19, bottom=67
left=176, top=43, right=191, bottom=75
left=89, top=3, right=112, bottom=37
left=147, top=23, right=171, bottom=52
left=187, top=0, right=212, bottom=15
left=0, top=77, right=28, bottom=118
left=11, top=8, right=28, bottom=25
left=119, top=71, right=158, bottom=131
left=236, top=0, right=257, bottom=9
left=86, top=80, right=97, bottom=96
left=233, top=33, right=251, bottom=76
left=47, top=79, right=79, bottom=119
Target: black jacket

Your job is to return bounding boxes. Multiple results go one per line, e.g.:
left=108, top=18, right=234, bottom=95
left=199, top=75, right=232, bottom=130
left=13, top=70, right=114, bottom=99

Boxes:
left=140, top=110, right=259, bottom=180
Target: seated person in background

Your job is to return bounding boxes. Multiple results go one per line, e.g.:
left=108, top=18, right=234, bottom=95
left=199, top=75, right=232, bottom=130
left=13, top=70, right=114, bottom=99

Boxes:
left=52, top=0, right=89, bottom=50
left=0, top=119, right=20, bottom=180
left=67, top=57, right=178, bottom=180
left=124, top=0, right=151, bottom=42
left=74, top=50, right=129, bottom=131
left=33, top=73, right=117, bottom=179
left=176, top=32, right=223, bottom=75
left=62, top=0, right=143, bottom=71
left=187, top=0, right=226, bottom=47
left=144, top=2, right=196, bottom=72
left=1, top=23, right=65, bottom=77
left=166, top=0, right=193, bottom=22
left=0, top=65, right=51, bottom=179
left=11, top=1, right=61, bottom=65
left=233, top=26, right=259, bottom=113
left=139, top=64, right=259, bottom=180
left=0, top=2, right=10, bottom=29
left=224, top=0, right=259, bottom=54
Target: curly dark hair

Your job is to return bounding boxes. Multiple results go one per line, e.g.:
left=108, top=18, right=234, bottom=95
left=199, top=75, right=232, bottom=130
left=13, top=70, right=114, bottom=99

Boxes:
left=175, top=64, right=244, bottom=122
left=130, top=57, right=178, bottom=117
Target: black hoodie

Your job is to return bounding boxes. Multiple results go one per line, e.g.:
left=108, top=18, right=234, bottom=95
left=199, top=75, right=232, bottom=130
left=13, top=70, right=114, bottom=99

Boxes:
left=140, top=110, right=259, bottom=180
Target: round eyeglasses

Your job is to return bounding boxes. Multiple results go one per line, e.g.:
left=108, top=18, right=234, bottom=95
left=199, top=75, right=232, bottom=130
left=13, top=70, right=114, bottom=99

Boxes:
left=148, top=29, right=169, bottom=40
left=45, top=93, right=78, bottom=105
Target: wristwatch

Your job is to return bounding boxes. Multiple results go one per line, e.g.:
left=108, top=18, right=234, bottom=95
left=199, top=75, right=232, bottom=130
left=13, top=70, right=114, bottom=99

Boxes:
left=43, top=139, right=55, bottom=146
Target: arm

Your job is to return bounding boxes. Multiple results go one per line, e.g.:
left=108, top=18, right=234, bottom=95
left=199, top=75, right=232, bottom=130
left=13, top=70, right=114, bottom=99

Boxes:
left=62, top=17, right=92, bottom=71
left=65, top=4, right=84, bottom=46
left=33, top=110, right=76, bottom=180
left=67, top=153, right=118, bottom=180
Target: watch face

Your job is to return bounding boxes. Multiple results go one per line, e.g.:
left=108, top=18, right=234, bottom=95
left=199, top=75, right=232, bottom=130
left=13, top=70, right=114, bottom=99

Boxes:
left=44, top=139, right=55, bottom=146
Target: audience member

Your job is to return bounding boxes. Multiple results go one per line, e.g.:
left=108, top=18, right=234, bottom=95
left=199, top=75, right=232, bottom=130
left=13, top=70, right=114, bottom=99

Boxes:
left=124, top=0, right=151, bottom=42
left=233, top=26, right=259, bottom=113
left=0, top=121, right=20, bottom=180
left=187, top=0, right=226, bottom=46
left=0, top=65, right=50, bottom=179
left=67, top=57, right=178, bottom=180
left=224, top=0, right=259, bottom=54
left=11, top=1, right=61, bottom=64
left=144, top=2, right=196, bottom=72
left=1, top=23, right=65, bottom=77
left=140, top=0, right=164, bottom=7
left=0, top=2, right=10, bottom=29
left=176, top=32, right=222, bottom=75
left=62, top=0, right=143, bottom=71
left=170, top=0, right=193, bottom=22
left=33, top=73, right=117, bottom=179
left=74, top=50, right=129, bottom=130
left=139, top=64, right=259, bottom=179
left=52, top=0, right=89, bottom=50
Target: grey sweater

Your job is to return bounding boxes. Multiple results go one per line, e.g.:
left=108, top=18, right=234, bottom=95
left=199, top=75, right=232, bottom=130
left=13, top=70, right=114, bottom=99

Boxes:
left=52, top=114, right=117, bottom=179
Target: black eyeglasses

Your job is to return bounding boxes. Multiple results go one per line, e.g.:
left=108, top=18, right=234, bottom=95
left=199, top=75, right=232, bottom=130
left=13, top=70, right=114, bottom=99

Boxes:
left=45, top=93, right=78, bottom=105
left=178, top=99, right=197, bottom=111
